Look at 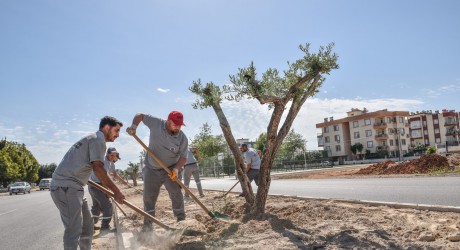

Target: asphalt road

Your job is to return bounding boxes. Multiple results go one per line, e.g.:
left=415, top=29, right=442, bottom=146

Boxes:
left=0, top=189, right=63, bottom=250
left=197, top=176, right=460, bottom=207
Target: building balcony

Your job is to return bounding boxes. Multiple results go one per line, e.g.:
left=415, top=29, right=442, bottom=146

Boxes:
left=373, top=122, right=387, bottom=129
left=375, top=134, right=388, bottom=140
left=444, top=121, right=458, bottom=126
left=376, top=145, right=389, bottom=151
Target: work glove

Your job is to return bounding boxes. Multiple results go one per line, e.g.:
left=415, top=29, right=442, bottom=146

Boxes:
left=168, top=168, right=179, bottom=181
left=126, top=124, right=137, bottom=136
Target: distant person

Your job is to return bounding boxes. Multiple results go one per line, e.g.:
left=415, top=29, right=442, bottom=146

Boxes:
left=257, top=149, right=262, bottom=158
left=182, top=147, right=205, bottom=200
left=50, top=116, right=125, bottom=250
left=238, top=144, right=261, bottom=197
left=240, top=143, right=261, bottom=186
left=88, top=147, right=127, bottom=231
left=126, top=111, right=188, bottom=231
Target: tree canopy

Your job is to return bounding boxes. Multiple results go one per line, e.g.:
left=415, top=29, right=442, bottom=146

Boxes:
left=0, top=139, right=40, bottom=187
left=190, top=43, right=339, bottom=215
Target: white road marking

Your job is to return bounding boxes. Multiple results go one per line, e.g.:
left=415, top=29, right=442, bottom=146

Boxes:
left=0, top=209, right=17, bottom=216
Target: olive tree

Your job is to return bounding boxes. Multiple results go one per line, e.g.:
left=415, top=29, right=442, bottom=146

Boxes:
left=190, top=43, right=338, bottom=215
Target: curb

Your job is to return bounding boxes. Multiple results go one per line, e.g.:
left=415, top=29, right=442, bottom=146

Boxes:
left=216, top=189, right=460, bottom=213
left=269, top=193, right=460, bottom=213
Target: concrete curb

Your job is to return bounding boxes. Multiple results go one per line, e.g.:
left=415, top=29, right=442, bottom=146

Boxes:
left=216, top=189, right=460, bottom=213
left=268, top=193, right=460, bottom=213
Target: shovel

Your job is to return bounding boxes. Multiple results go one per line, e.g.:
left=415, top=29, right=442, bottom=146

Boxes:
left=88, top=180, right=172, bottom=230
left=221, top=180, right=240, bottom=197
left=130, top=133, right=230, bottom=220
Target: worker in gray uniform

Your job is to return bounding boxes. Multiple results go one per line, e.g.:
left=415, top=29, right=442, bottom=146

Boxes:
left=182, top=147, right=205, bottom=200
left=126, top=111, right=188, bottom=231
left=88, top=147, right=126, bottom=231
left=50, top=116, right=125, bottom=250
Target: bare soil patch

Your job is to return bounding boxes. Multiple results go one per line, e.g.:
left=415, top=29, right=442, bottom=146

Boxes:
left=94, top=154, right=460, bottom=249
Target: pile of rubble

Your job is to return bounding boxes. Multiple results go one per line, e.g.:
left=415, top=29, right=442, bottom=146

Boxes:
left=356, top=154, right=455, bottom=175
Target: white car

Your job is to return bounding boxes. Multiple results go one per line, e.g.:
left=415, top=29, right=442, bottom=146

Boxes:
left=9, top=182, right=31, bottom=195
left=39, top=178, right=52, bottom=190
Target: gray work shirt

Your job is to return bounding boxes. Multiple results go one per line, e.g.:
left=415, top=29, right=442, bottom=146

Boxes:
left=184, top=148, right=197, bottom=165
left=243, top=148, right=261, bottom=170
left=143, top=114, right=188, bottom=170
left=89, top=156, right=115, bottom=183
left=51, top=131, right=106, bottom=189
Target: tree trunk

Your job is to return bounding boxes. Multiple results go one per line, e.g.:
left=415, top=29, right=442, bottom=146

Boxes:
left=212, top=103, right=254, bottom=205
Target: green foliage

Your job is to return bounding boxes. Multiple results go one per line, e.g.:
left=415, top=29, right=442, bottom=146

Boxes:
left=254, top=133, right=267, bottom=152
left=426, top=146, right=437, bottom=155
left=38, top=163, right=57, bottom=182
left=414, top=144, right=426, bottom=152
left=191, top=123, right=227, bottom=158
left=125, top=161, right=140, bottom=186
left=0, top=139, right=40, bottom=187
left=277, top=130, right=307, bottom=160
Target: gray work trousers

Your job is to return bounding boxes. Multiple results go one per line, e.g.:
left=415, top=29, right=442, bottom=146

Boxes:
left=143, top=167, right=185, bottom=227
left=50, top=186, right=93, bottom=250
left=88, top=185, right=113, bottom=228
left=183, top=163, right=204, bottom=197
left=247, top=169, right=260, bottom=186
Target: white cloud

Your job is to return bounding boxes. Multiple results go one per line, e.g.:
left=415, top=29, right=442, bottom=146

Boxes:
left=157, top=88, right=170, bottom=93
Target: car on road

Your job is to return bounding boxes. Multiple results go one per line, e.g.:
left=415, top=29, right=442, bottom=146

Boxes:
left=38, top=178, right=52, bottom=190
left=9, top=182, right=31, bottom=195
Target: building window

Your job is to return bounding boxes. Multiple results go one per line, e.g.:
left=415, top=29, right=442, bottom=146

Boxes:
left=353, top=121, right=359, bottom=128
left=424, top=130, right=428, bottom=135
left=367, top=141, right=373, bottom=148
left=324, top=127, right=329, bottom=133
left=334, top=135, right=341, bottom=142
left=364, top=119, right=371, bottom=126
left=411, top=130, right=422, bottom=137
left=366, top=130, right=372, bottom=137
left=334, top=125, right=340, bottom=131
left=423, top=121, right=427, bottom=127
left=425, top=139, right=429, bottom=144
left=354, top=132, right=360, bottom=139
left=325, top=136, right=330, bottom=143
left=434, top=128, right=440, bottom=134
left=335, top=145, right=341, bottom=151
left=411, top=120, right=421, bottom=129
left=401, top=139, right=406, bottom=145
left=434, top=119, right=439, bottom=125
left=435, top=138, right=441, bottom=143
left=399, top=117, right=404, bottom=123
left=390, top=140, right=394, bottom=146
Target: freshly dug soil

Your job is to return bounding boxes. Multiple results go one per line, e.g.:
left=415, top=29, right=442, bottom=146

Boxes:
left=93, top=154, right=460, bottom=249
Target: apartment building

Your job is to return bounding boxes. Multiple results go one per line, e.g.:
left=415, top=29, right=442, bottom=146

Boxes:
left=316, top=108, right=410, bottom=162
left=408, top=109, right=460, bottom=149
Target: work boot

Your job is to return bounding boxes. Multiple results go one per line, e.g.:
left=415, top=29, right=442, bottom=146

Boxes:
left=176, top=217, right=185, bottom=222
left=200, top=193, right=205, bottom=198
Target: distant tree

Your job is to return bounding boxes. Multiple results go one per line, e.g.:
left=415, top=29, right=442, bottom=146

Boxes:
left=125, top=162, right=140, bottom=186
left=254, top=133, right=267, bottom=153
left=38, top=163, right=57, bottom=182
left=0, top=139, right=39, bottom=187
left=191, top=123, right=227, bottom=158
left=277, top=130, right=306, bottom=160
left=350, top=144, right=358, bottom=159
left=190, top=43, right=338, bottom=215
left=356, top=143, right=364, bottom=158
left=426, top=146, right=436, bottom=155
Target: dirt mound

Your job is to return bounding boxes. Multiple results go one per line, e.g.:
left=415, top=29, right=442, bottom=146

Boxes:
left=448, top=153, right=460, bottom=170
left=356, top=154, right=452, bottom=175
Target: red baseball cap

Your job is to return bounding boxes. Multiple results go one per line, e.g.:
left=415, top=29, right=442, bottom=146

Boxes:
left=168, top=111, right=185, bottom=126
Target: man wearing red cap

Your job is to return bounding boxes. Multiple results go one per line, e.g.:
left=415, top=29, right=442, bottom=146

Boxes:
left=126, top=111, right=188, bottom=231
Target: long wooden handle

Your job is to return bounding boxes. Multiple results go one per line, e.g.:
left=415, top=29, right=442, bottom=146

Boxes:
left=88, top=180, right=171, bottom=230
left=131, top=134, right=215, bottom=218
left=223, top=180, right=240, bottom=196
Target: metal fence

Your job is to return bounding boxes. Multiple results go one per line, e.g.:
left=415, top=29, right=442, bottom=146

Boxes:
left=198, top=154, right=332, bottom=178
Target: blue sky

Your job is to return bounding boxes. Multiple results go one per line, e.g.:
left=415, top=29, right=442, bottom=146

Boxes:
left=1, top=1, right=459, bottom=169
